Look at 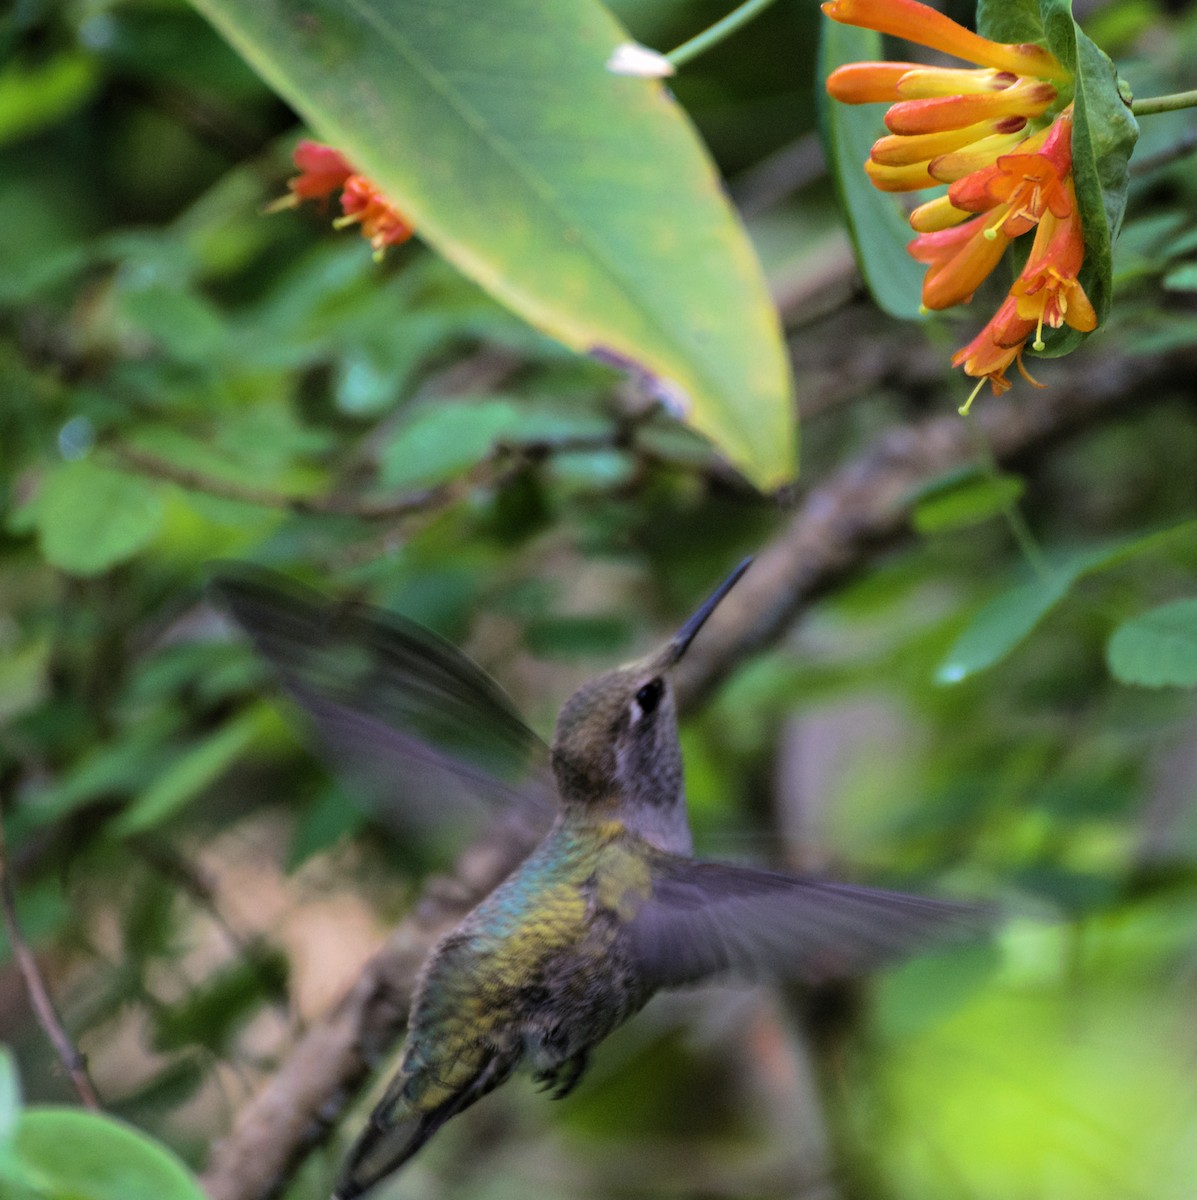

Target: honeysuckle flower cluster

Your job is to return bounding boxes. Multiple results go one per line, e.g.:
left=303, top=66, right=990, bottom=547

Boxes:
left=272, top=140, right=413, bottom=260
left=823, top=0, right=1097, bottom=410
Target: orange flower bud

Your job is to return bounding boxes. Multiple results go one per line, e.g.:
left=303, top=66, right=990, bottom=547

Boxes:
left=821, top=0, right=1068, bottom=79
left=826, top=61, right=922, bottom=103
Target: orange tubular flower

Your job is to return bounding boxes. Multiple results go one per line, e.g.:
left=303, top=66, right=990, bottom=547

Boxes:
left=275, top=139, right=413, bottom=261
left=1010, top=181, right=1097, bottom=348
left=822, top=0, right=1092, bottom=404
left=951, top=297, right=1041, bottom=408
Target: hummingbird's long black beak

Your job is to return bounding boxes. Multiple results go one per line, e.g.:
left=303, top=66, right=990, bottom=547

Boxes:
left=663, top=557, right=753, bottom=667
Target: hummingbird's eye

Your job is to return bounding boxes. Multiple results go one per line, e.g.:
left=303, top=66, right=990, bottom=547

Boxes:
left=634, top=678, right=664, bottom=716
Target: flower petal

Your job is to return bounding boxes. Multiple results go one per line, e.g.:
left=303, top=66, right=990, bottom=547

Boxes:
left=871, top=116, right=1025, bottom=167
left=863, top=157, right=938, bottom=192
left=909, top=195, right=973, bottom=232
left=919, top=215, right=1012, bottom=309
left=931, top=129, right=1034, bottom=184
left=885, top=79, right=1056, bottom=135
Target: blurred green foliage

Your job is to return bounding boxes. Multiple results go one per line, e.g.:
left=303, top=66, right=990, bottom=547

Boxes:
left=1, top=1, right=1197, bottom=1198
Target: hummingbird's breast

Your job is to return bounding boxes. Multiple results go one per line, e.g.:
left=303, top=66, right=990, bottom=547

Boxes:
left=406, top=817, right=656, bottom=1079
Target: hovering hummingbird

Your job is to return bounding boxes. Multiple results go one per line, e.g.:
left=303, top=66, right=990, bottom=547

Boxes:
left=211, top=560, right=986, bottom=1200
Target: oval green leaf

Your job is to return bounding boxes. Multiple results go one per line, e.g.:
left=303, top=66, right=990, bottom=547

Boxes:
left=938, top=521, right=1197, bottom=683
left=1106, top=598, right=1197, bottom=687
left=35, top=461, right=163, bottom=577
left=913, top=473, right=1025, bottom=535
left=817, top=20, right=928, bottom=321
left=13, top=1108, right=206, bottom=1200
left=184, top=0, right=795, bottom=489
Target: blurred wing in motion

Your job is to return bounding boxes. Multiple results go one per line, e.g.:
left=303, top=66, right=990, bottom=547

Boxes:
left=630, top=856, right=992, bottom=987
left=208, top=565, right=556, bottom=842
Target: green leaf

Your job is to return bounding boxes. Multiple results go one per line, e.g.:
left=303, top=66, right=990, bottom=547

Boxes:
left=0, top=52, right=100, bottom=146
left=976, top=0, right=1044, bottom=43
left=185, top=0, right=795, bottom=488
left=817, top=20, right=927, bottom=321
left=0, top=1047, right=20, bottom=1144
left=377, top=400, right=523, bottom=491
left=938, top=520, right=1197, bottom=682
left=116, top=282, right=229, bottom=363
left=34, top=462, right=164, bottom=576
left=111, top=707, right=269, bottom=837
left=1163, top=263, right=1197, bottom=292
left=1035, top=0, right=1138, bottom=350
left=12, top=1108, right=206, bottom=1200
left=913, top=473, right=1026, bottom=535
left=937, top=568, right=1076, bottom=684
left=1107, top=599, right=1197, bottom=687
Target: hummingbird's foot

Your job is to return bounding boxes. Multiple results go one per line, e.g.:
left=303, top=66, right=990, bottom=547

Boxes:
left=533, top=1050, right=590, bottom=1100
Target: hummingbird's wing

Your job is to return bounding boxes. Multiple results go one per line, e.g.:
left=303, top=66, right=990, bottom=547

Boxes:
left=208, top=565, right=556, bottom=840
left=629, top=857, right=991, bottom=987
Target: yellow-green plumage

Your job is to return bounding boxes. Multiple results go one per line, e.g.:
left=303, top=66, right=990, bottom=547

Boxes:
left=339, top=816, right=657, bottom=1196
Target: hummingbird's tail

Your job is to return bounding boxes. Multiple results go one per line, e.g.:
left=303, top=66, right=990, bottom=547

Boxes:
left=332, top=1053, right=514, bottom=1199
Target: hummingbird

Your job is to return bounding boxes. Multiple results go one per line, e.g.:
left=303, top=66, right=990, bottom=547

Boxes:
left=211, top=560, right=986, bottom=1200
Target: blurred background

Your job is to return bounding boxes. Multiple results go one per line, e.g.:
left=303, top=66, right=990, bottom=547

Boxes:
left=2, top=0, right=1197, bottom=1197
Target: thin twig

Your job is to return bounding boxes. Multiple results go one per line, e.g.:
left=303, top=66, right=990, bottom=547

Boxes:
left=110, top=445, right=449, bottom=520
left=0, top=801, right=102, bottom=1110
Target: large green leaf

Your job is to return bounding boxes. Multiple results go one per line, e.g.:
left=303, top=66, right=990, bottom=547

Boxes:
left=1106, top=598, right=1197, bottom=688
left=185, top=0, right=795, bottom=489
left=817, top=20, right=927, bottom=321
left=11, top=1109, right=206, bottom=1200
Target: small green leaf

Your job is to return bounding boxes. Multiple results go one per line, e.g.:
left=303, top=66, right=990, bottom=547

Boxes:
left=185, top=0, right=795, bottom=488
left=111, top=707, right=268, bottom=837
left=0, top=1048, right=20, bottom=1144
left=817, top=21, right=927, bottom=321
left=1163, top=263, right=1197, bottom=292
left=12, top=1108, right=206, bottom=1200
left=0, top=52, right=100, bottom=146
left=35, top=461, right=163, bottom=576
left=1107, top=599, right=1197, bottom=687
left=116, top=282, right=229, bottom=363
left=937, top=568, right=1076, bottom=684
left=913, top=474, right=1025, bottom=534
left=938, top=520, right=1197, bottom=682
left=1036, top=0, right=1138, bottom=350
left=377, top=400, right=523, bottom=491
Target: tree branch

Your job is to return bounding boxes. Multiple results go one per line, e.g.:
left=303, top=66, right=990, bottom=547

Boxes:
left=200, top=341, right=1197, bottom=1200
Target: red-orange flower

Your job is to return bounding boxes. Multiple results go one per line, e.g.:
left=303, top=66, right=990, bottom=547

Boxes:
left=284, top=140, right=353, bottom=201
left=274, top=139, right=413, bottom=261
left=1009, top=180, right=1097, bottom=348
left=950, top=296, right=1041, bottom=406
left=822, top=0, right=1092, bottom=403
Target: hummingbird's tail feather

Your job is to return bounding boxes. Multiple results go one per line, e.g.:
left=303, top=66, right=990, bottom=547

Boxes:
left=332, top=1053, right=514, bottom=1200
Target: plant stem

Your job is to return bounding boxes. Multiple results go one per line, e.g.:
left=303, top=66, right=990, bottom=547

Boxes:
left=666, top=0, right=780, bottom=68
left=964, top=414, right=1051, bottom=582
left=1131, top=88, right=1197, bottom=117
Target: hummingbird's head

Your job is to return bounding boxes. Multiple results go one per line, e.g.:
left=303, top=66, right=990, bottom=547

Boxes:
left=550, top=560, right=752, bottom=837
